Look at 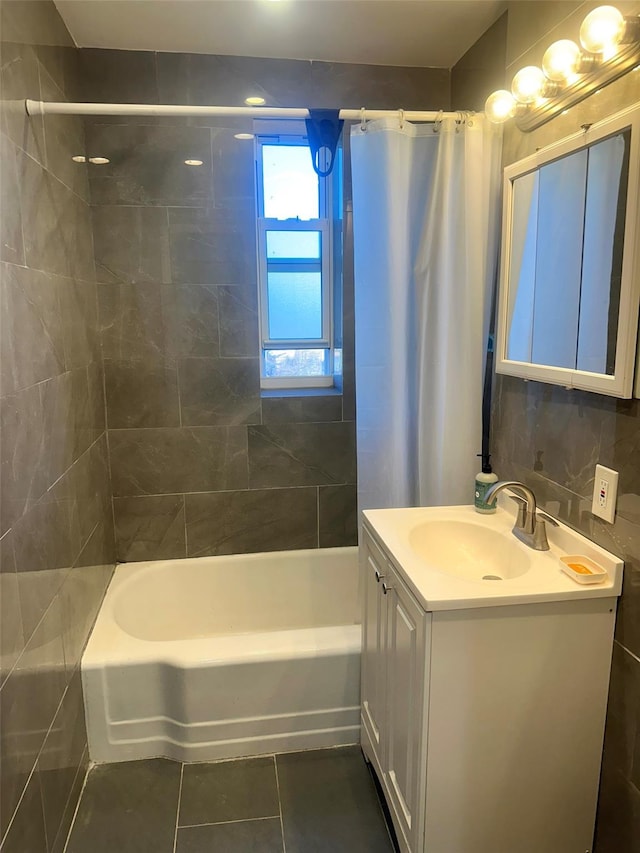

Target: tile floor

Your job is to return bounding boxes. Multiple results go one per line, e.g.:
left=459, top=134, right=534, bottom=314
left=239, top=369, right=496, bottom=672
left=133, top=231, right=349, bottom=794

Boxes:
left=64, top=746, right=396, bottom=852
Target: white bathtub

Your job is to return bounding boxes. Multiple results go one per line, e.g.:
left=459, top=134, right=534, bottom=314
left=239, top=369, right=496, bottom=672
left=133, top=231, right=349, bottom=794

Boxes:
left=82, top=547, right=361, bottom=763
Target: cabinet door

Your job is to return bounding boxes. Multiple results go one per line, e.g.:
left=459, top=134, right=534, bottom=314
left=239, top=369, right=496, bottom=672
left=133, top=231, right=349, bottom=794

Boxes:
left=384, top=566, right=429, bottom=853
left=360, top=532, right=388, bottom=766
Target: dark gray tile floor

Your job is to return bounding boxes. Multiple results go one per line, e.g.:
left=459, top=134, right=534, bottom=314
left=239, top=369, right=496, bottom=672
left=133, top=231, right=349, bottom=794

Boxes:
left=65, top=746, right=396, bottom=853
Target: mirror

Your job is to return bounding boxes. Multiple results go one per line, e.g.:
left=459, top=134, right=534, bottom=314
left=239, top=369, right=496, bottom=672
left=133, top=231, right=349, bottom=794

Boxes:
left=496, top=103, right=640, bottom=397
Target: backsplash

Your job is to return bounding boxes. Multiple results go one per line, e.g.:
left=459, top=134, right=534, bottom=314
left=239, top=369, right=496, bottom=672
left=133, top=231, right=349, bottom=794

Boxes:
left=79, top=48, right=451, bottom=561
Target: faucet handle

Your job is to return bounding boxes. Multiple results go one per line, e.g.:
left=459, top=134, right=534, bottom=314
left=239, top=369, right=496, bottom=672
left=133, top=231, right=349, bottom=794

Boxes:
left=509, top=495, right=527, bottom=527
left=536, top=511, right=559, bottom=527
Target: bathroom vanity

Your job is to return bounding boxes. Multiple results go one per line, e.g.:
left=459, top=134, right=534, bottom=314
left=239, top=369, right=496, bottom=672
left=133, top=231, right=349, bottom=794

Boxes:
left=360, top=496, right=623, bottom=853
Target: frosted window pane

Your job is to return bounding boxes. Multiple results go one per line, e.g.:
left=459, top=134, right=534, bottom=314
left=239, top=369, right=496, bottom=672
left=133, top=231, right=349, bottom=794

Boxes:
left=264, top=349, right=328, bottom=377
left=266, top=230, right=320, bottom=259
left=262, top=145, right=319, bottom=219
left=267, top=272, right=322, bottom=340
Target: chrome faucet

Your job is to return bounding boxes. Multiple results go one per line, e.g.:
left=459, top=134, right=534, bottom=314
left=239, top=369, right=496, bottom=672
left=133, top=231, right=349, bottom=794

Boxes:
left=484, top=480, right=558, bottom=551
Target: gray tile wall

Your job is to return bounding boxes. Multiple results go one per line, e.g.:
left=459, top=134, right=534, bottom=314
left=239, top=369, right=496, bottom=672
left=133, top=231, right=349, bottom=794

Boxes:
left=0, top=2, right=115, bottom=850
left=80, top=48, right=450, bottom=562
left=484, top=3, right=640, bottom=849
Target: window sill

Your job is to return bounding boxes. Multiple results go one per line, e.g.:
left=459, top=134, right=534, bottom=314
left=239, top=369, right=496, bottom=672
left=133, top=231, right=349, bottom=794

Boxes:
left=260, top=386, right=342, bottom=399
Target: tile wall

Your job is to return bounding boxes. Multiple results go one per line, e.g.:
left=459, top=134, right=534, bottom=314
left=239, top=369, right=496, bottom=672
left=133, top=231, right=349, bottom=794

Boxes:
left=79, top=49, right=451, bottom=561
left=0, top=1, right=115, bottom=850
left=454, top=2, right=640, bottom=849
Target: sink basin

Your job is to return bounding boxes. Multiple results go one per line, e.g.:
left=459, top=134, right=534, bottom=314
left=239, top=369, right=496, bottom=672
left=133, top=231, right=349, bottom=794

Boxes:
left=408, top=520, right=531, bottom=581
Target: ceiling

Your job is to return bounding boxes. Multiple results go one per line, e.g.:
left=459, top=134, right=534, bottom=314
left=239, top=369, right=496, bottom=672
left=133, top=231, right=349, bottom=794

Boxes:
left=53, top=0, right=506, bottom=68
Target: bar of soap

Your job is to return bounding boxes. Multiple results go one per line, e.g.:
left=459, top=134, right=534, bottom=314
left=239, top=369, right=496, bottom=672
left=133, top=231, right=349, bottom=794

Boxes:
left=566, top=562, right=593, bottom=575
left=559, top=555, right=607, bottom=584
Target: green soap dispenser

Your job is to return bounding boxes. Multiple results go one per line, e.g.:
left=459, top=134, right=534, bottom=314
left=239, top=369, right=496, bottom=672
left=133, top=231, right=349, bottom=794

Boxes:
left=475, top=455, right=498, bottom=513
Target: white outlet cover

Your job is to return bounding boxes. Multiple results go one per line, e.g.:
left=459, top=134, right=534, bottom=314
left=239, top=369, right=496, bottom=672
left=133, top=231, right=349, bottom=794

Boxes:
left=592, top=464, right=619, bottom=523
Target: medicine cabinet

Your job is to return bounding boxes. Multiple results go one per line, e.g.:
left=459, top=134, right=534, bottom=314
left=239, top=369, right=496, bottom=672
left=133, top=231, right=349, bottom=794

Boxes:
left=495, top=102, right=640, bottom=397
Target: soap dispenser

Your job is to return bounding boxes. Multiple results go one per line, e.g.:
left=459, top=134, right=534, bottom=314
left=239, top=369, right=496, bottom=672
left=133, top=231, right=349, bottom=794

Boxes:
left=475, top=455, right=498, bottom=513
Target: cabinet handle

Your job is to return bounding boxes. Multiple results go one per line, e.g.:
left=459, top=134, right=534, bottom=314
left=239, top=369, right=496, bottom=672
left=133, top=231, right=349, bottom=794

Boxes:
left=375, top=568, right=385, bottom=583
left=382, top=582, right=392, bottom=595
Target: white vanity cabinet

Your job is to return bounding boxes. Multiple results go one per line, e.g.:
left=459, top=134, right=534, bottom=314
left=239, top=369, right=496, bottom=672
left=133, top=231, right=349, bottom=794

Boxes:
left=361, top=527, right=430, bottom=853
left=360, top=516, right=620, bottom=853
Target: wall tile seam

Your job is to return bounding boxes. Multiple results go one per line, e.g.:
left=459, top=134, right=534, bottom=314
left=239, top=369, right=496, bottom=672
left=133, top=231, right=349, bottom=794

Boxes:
left=180, top=493, right=188, bottom=561
left=0, top=654, right=80, bottom=848
left=88, top=202, right=255, bottom=211
left=0, top=759, right=41, bottom=849
left=1, top=430, right=109, bottom=567
left=35, top=430, right=108, bottom=498
left=104, top=418, right=351, bottom=431
left=57, top=749, right=92, bottom=853
left=46, top=744, right=89, bottom=853
left=1, top=360, right=101, bottom=401
left=35, top=58, right=93, bottom=204
left=13, top=133, right=93, bottom=207
left=0, top=256, right=98, bottom=288
left=112, top=484, right=341, bottom=500
left=614, top=639, right=640, bottom=666
left=71, top=518, right=103, bottom=569
left=1, top=558, right=70, bottom=687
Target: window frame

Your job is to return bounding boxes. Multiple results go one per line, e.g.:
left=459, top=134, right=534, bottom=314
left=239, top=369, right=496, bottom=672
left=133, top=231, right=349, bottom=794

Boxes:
left=254, top=126, right=335, bottom=390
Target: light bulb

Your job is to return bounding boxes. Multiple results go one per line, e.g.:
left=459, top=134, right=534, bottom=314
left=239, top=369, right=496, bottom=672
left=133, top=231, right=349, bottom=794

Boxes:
left=542, top=40, right=582, bottom=82
left=580, top=5, right=625, bottom=54
left=245, top=96, right=266, bottom=106
left=511, top=66, right=546, bottom=103
left=234, top=133, right=255, bottom=140
left=484, top=90, right=516, bottom=123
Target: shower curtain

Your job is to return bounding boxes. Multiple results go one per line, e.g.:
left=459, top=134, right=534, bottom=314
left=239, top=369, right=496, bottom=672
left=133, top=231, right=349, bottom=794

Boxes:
left=351, top=115, right=502, bottom=510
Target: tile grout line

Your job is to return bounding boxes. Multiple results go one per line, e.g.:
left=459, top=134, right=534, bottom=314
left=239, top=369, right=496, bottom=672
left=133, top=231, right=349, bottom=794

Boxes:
left=273, top=754, right=287, bottom=853
left=62, top=762, right=93, bottom=853
left=172, top=762, right=185, bottom=853
left=179, top=815, right=281, bottom=829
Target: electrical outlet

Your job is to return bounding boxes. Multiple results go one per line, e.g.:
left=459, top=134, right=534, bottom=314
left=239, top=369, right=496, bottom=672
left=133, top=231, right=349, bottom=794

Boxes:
left=591, top=464, right=618, bottom=523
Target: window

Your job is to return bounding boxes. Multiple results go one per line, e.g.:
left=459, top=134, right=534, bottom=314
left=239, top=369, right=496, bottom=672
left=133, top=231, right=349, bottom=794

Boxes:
left=255, top=125, right=336, bottom=389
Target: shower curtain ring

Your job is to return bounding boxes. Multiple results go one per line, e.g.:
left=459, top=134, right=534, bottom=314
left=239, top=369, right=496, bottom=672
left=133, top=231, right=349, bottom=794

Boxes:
left=398, top=108, right=405, bottom=129
left=455, top=110, right=465, bottom=133
left=433, top=110, right=443, bottom=133
left=360, top=107, right=367, bottom=132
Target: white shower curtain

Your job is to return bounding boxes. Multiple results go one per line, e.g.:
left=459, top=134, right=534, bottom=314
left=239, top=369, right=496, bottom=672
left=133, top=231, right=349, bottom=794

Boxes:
left=351, top=115, right=502, bottom=510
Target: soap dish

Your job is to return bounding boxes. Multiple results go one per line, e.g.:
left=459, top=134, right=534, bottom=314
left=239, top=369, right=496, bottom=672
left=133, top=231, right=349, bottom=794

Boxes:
left=560, top=555, right=608, bottom=585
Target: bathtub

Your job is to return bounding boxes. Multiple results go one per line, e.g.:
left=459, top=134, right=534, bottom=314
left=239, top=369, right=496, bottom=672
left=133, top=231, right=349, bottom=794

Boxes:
left=82, top=546, right=361, bottom=764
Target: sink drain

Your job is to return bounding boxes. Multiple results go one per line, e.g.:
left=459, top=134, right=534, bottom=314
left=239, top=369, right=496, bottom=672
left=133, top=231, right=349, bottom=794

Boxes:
left=482, top=574, right=503, bottom=581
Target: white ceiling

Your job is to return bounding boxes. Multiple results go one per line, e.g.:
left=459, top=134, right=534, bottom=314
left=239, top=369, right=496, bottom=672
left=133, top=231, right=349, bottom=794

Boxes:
left=54, top=0, right=506, bottom=68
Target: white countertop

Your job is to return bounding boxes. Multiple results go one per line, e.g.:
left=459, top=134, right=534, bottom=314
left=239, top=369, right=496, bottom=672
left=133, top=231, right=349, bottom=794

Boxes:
left=362, top=494, right=624, bottom=612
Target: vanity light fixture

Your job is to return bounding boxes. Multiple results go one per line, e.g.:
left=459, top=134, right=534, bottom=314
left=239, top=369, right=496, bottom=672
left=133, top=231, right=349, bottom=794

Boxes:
left=485, top=4, right=640, bottom=131
left=184, top=159, right=203, bottom=166
left=245, top=96, right=266, bottom=106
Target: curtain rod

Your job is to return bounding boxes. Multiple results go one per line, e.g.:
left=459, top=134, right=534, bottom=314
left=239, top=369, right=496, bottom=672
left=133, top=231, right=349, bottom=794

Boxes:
left=24, top=99, right=464, bottom=121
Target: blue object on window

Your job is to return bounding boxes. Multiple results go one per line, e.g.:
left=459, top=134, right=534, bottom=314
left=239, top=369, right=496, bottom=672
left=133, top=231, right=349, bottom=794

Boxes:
left=305, top=109, right=344, bottom=177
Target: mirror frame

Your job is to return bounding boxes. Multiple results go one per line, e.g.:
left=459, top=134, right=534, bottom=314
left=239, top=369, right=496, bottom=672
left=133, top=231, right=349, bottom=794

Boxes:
left=496, top=102, right=640, bottom=398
